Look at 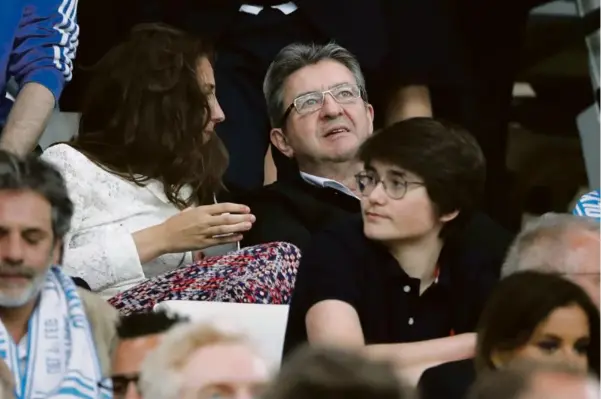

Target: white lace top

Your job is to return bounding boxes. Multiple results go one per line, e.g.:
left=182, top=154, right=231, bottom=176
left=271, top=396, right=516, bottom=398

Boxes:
left=41, top=144, right=194, bottom=299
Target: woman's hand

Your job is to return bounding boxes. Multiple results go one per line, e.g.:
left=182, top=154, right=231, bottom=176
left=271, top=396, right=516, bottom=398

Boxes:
left=133, top=203, right=254, bottom=264
left=160, top=202, right=255, bottom=253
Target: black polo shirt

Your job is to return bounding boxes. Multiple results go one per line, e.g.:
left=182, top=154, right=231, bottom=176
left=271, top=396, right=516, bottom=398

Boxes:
left=283, top=212, right=513, bottom=356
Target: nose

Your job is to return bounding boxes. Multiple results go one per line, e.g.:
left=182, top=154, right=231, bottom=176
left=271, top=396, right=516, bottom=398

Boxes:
left=0, top=234, right=24, bottom=265
left=320, top=92, right=343, bottom=117
left=211, top=96, right=226, bottom=124
left=366, top=181, right=387, bottom=205
left=236, top=389, right=255, bottom=399
left=560, top=347, right=588, bottom=373
left=123, top=383, right=142, bottom=399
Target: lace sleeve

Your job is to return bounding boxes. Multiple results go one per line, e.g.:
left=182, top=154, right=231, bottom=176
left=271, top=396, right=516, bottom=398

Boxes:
left=41, top=145, right=145, bottom=291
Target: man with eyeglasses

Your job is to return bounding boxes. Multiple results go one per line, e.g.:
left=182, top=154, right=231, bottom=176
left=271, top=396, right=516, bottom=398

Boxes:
left=238, top=42, right=373, bottom=251
left=283, top=118, right=512, bottom=385
left=101, top=310, right=187, bottom=399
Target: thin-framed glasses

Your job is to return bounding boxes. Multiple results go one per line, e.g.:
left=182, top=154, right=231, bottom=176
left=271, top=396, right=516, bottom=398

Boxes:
left=355, top=171, right=424, bottom=200
left=280, top=83, right=363, bottom=125
left=98, top=373, right=140, bottom=399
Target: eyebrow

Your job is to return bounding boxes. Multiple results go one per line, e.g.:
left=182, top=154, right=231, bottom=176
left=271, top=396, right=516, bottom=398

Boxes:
left=203, top=84, right=216, bottom=92
left=293, top=82, right=353, bottom=99
left=388, top=170, right=408, bottom=179
left=0, top=226, right=49, bottom=235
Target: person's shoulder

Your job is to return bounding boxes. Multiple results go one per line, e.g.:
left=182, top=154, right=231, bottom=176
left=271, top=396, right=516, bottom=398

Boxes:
left=306, top=214, right=367, bottom=254
left=41, top=143, right=94, bottom=170
left=78, top=288, right=119, bottom=324
left=313, top=213, right=363, bottom=236
left=459, top=211, right=515, bottom=255
left=419, top=359, right=475, bottom=399
left=445, top=211, right=515, bottom=280
left=77, top=288, right=118, bottom=376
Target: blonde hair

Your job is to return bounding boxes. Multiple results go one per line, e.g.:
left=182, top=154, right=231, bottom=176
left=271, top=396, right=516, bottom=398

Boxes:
left=139, top=322, right=247, bottom=399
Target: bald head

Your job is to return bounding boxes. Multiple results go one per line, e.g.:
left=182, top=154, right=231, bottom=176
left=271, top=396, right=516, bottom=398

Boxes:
left=502, top=213, right=600, bottom=306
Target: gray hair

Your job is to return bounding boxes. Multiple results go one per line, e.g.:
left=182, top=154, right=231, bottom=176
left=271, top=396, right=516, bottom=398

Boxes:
left=263, top=42, right=366, bottom=127
left=139, top=322, right=251, bottom=399
left=0, top=150, right=73, bottom=240
left=502, top=213, right=600, bottom=277
left=262, top=345, right=414, bottom=399
left=467, top=360, right=598, bottom=399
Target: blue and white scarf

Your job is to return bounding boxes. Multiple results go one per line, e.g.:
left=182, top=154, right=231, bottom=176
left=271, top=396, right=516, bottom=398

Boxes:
left=0, top=267, right=111, bottom=399
left=573, top=189, right=601, bottom=222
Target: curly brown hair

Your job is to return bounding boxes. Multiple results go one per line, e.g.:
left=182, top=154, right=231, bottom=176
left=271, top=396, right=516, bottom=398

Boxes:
left=68, top=23, right=228, bottom=208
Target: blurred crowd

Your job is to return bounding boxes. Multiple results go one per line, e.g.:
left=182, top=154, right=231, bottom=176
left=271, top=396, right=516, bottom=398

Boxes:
left=0, top=0, right=599, bottom=398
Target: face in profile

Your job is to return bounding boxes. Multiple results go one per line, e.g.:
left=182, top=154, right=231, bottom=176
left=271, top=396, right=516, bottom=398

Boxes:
left=359, top=160, right=457, bottom=243
left=179, top=342, right=269, bottom=399
left=0, top=190, right=59, bottom=308
left=493, top=304, right=591, bottom=373
left=196, top=57, right=225, bottom=143
left=273, top=60, right=374, bottom=167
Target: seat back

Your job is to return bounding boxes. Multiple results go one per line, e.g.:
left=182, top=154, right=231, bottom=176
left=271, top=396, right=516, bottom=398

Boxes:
left=154, top=300, right=289, bottom=370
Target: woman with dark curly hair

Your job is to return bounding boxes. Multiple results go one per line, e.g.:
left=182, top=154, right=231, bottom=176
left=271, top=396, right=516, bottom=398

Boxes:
left=475, top=271, right=600, bottom=377
left=42, top=24, right=256, bottom=299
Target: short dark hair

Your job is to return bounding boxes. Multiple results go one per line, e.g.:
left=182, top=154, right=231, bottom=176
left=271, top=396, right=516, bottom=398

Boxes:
left=263, top=345, right=413, bottom=399
left=116, top=310, right=188, bottom=339
left=71, top=23, right=228, bottom=208
left=475, top=271, right=600, bottom=377
left=0, top=150, right=73, bottom=240
left=359, top=118, right=486, bottom=238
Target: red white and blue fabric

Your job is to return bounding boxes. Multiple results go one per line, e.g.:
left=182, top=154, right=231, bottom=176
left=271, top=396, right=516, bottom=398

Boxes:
left=109, top=242, right=301, bottom=315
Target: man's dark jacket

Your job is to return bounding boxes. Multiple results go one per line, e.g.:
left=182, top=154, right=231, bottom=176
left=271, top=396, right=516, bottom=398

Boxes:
left=236, top=173, right=360, bottom=251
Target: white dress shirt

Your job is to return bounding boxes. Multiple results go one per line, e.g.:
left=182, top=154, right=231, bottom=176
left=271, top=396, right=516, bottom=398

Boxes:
left=239, top=2, right=297, bottom=15
left=300, top=172, right=358, bottom=199
left=41, top=144, right=194, bottom=299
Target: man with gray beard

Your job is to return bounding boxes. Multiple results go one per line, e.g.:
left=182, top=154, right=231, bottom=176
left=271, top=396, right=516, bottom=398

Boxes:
left=0, top=150, right=117, bottom=398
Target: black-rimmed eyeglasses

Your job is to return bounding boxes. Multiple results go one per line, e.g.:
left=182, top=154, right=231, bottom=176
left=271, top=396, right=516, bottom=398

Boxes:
left=355, top=171, right=424, bottom=200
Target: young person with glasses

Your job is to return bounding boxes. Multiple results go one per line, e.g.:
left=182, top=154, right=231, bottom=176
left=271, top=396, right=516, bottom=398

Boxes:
left=283, top=117, right=513, bottom=385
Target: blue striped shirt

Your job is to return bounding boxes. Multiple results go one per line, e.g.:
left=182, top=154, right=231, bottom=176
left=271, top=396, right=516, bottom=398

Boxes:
left=573, top=189, right=601, bottom=222
left=0, top=0, right=78, bottom=125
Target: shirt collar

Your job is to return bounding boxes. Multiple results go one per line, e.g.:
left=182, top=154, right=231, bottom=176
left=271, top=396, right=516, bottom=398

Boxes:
left=370, top=233, right=455, bottom=289
left=300, top=172, right=358, bottom=199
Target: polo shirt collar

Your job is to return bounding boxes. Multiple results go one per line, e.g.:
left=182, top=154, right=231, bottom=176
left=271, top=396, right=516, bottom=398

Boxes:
left=368, top=233, right=456, bottom=289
